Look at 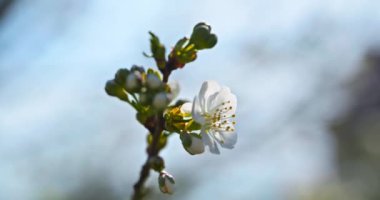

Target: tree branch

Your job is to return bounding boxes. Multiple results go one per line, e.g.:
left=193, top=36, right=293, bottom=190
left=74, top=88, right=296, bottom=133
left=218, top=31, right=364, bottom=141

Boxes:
left=132, top=64, right=173, bottom=199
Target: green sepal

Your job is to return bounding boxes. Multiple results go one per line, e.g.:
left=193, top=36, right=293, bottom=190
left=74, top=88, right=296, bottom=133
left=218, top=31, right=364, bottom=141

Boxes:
left=173, top=99, right=189, bottom=107
left=158, top=176, right=165, bottom=187
left=180, top=133, right=192, bottom=148
left=147, top=68, right=162, bottom=80
left=173, top=37, right=188, bottom=52
left=130, top=65, right=145, bottom=73
left=186, top=120, right=202, bottom=131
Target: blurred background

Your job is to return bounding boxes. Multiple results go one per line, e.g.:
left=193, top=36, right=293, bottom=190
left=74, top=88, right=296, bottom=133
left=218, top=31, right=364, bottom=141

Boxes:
left=1, top=0, right=380, bottom=199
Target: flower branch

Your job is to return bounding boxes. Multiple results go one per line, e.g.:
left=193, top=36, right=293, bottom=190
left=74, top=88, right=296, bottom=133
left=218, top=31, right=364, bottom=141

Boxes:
left=104, top=22, right=237, bottom=200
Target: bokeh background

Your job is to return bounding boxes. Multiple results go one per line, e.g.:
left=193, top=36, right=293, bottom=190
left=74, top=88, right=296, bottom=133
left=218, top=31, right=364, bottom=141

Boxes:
left=1, top=0, right=380, bottom=199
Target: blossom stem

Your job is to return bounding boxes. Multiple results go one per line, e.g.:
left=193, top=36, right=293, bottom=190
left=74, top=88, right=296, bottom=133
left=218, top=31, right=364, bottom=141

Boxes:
left=132, top=64, right=172, bottom=200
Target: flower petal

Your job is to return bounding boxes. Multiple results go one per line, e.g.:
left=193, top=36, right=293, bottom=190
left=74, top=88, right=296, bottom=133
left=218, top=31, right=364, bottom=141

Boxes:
left=192, top=96, right=205, bottom=124
left=201, top=129, right=220, bottom=154
left=209, top=86, right=237, bottom=114
left=212, top=130, right=237, bottom=149
left=198, top=81, right=221, bottom=111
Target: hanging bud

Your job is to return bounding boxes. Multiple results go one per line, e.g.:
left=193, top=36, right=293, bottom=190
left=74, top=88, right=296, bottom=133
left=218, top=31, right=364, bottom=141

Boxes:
left=146, top=73, right=162, bottom=90
left=153, top=92, right=169, bottom=110
left=180, top=133, right=205, bottom=155
left=158, top=171, right=175, bottom=195
left=105, top=80, right=129, bottom=101
left=190, top=22, right=217, bottom=50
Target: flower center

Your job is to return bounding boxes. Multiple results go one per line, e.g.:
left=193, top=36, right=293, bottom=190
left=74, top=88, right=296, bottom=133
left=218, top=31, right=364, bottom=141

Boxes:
left=203, top=100, right=236, bottom=132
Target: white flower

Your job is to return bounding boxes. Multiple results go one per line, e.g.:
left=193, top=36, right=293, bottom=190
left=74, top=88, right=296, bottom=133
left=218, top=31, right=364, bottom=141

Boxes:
left=192, top=80, right=237, bottom=154
left=158, top=171, right=175, bottom=194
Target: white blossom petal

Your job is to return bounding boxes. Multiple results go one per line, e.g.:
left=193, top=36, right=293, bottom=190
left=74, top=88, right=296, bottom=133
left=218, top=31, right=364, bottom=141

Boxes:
left=214, top=130, right=237, bottom=149
left=192, top=96, right=205, bottom=124
left=198, top=80, right=221, bottom=112
left=201, top=129, right=220, bottom=154
left=209, top=87, right=237, bottom=114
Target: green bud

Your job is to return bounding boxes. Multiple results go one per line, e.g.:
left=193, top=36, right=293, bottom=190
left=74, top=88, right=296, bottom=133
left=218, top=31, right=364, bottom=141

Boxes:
left=105, top=80, right=129, bottom=101
left=114, top=68, right=130, bottom=85
left=190, top=22, right=217, bottom=50
left=149, top=156, right=165, bottom=172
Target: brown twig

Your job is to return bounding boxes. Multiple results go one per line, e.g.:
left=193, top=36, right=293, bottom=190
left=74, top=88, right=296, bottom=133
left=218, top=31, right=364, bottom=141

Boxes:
left=131, top=61, right=175, bottom=200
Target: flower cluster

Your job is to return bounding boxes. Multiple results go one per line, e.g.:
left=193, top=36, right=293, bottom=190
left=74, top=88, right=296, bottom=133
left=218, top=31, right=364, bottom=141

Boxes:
left=105, top=22, right=237, bottom=197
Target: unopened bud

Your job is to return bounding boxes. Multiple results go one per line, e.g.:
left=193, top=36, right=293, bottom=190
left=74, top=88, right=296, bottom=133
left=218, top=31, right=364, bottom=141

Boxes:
left=190, top=22, right=217, bottom=50
left=149, top=156, right=165, bottom=172
left=158, top=171, right=175, bottom=195
left=180, top=133, right=205, bottom=155
left=153, top=92, right=169, bottom=110
left=125, top=71, right=142, bottom=93
left=114, top=68, right=129, bottom=85
left=105, top=80, right=128, bottom=101
left=147, top=74, right=162, bottom=90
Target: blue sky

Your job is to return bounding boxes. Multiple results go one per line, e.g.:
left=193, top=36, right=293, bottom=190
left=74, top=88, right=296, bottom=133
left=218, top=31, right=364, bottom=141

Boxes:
left=0, top=0, right=379, bottom=199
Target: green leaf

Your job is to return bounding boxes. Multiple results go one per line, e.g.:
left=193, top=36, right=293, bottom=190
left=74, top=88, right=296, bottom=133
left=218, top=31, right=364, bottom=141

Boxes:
left=149, top=31, right=166, bottom=70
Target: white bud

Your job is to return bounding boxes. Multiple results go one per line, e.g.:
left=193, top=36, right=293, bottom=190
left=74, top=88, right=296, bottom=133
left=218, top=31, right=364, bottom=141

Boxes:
left=180, top=102, right=192, bottom=115
left=125, top=72, right=140, bottom=92
left=180, top=133, right=205, bottom=155
left=147, top=74, right=162, bottom=89
left=158, top=171, right=175, bottom=195
left=153, top=92, right=169, bottom=109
